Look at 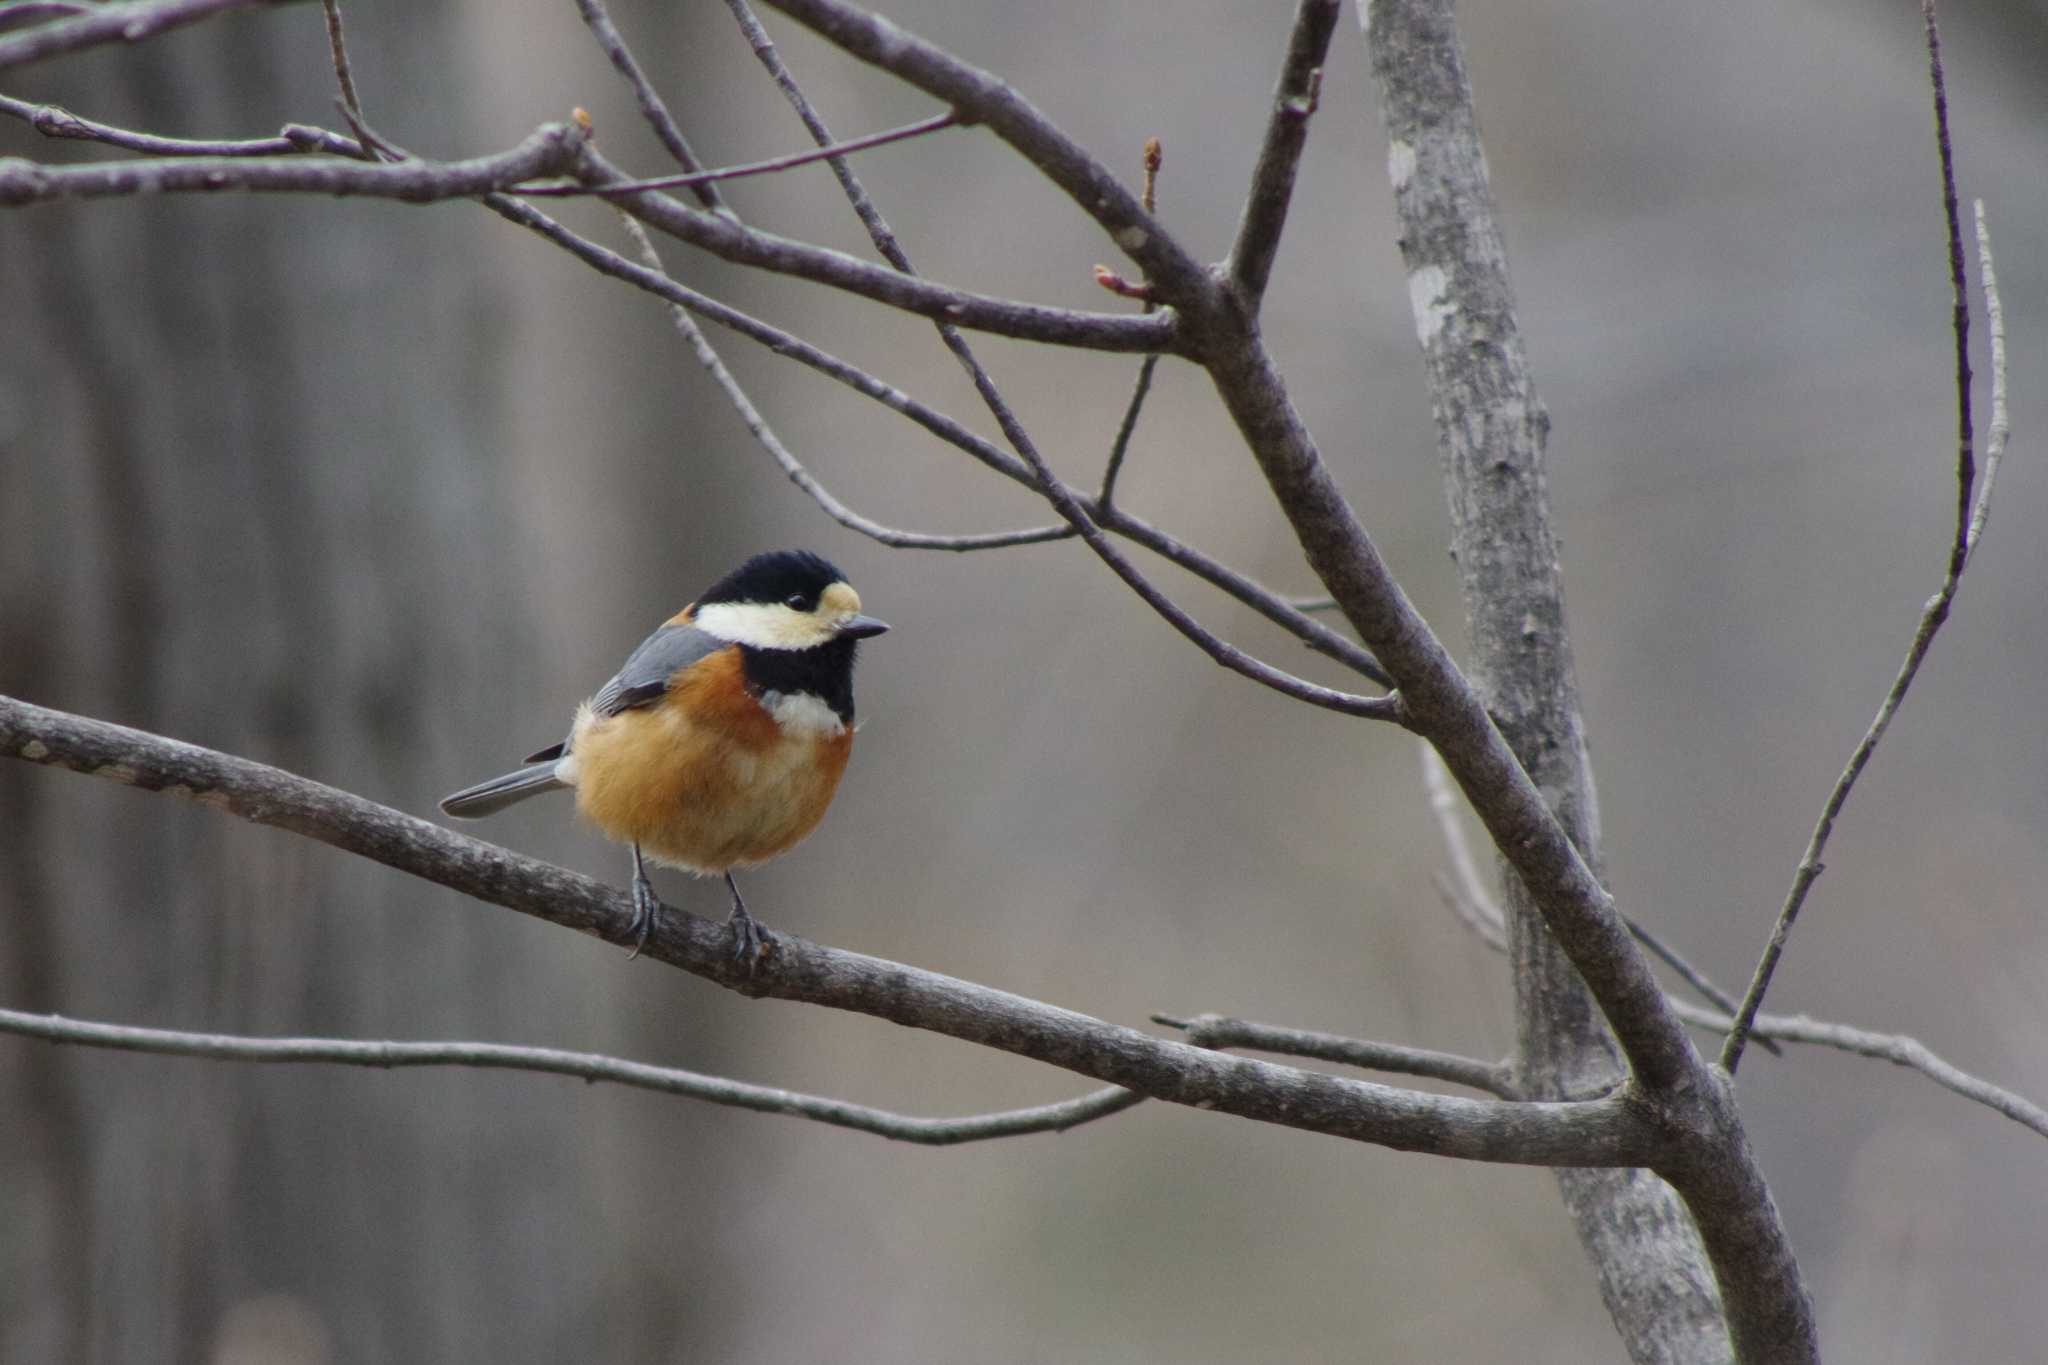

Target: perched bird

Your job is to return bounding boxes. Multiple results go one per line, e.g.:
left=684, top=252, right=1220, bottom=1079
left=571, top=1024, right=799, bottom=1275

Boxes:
left=440, top=549, right=888, bottom=962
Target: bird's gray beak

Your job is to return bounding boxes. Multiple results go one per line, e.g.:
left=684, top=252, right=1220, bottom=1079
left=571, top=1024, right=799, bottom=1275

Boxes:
left=839, top=614, right=890, bottom=639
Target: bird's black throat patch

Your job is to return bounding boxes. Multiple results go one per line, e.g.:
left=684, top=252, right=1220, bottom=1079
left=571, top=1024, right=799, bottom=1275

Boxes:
left=740, top=636, right=859, bottom=724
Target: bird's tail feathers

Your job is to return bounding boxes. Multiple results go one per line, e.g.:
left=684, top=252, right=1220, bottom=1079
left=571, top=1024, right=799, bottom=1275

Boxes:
left=439, top=764, right=568, bottom=818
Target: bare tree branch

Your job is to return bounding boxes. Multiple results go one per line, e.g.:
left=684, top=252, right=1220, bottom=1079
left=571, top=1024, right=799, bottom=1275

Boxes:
left=1432, top=871, right=1507, bottom=953
left=1096, top=357, right=1158, bottom=509
left=575, top=143, right=1177, bottom=355
left=0, top=3, right=2019, bottom=1359
left=566, top=20, right=1054, bottom=553
left=514, top=110, right=959, bottom=199
left=1720, top=4, right=2011, bottom=1078
left=0, top=96, right=360, bottom=158
left=1089, top=507, right=1388, bottom=685
left=482, top=185, right=1388, bottom=686
left=615, top=211, right=1072, bottom=553
left=756, top=0, right=1213, bottom=309
left=1095, top=137, right=1161, bottom=510
left=1226, top=0, right=1337, bottom=307
left=0, top=1007, right=1146, bottom=1145
left=1419, top=742, right=1494, bottom=921
left=0, top=120, right=585, bottom=206
left=1678, top=1003, right=2048, bottom=1142
left=570, top=0, right=730, bottom=212
left=737, top=0, right=1695, bottom=1114
left=946, top=361, right=1406, bottom=720
left=1420, top=745, right=1779, bottom=1056
left=1923, top=0, right=1975, bottom=577
left=1, top=87, right=1385, bottom=688
left=0, top=693, right=1658, bottom=1167
left=0, top=93, right=303, bottom=155
left=318, top=0, right=363, bottom=130
left=715, top=0, right=1397, bottom=710
left=1157, top=1012, right=1513, bottom=1098
left=1966, top=199, right=2008, bottom=560
left=0, top=4, right=94, bottom=36
left=1436, top=857, right=2048, bottom=1145
left=723, top=0, right=902, bottom=267
left=0, top=0, right=291, bottom=71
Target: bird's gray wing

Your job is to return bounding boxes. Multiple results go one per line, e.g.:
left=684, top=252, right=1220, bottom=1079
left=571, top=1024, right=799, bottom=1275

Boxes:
left=586, top=621, right=728, bottom=718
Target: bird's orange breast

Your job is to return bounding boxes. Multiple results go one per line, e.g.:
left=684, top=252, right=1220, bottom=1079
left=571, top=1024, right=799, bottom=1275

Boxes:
left=567, top=647, right=853, bottom=873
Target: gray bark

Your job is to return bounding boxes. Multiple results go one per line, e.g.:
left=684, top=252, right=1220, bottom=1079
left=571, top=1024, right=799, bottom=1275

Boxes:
left=1360, top=0, right=1734, bottom=1359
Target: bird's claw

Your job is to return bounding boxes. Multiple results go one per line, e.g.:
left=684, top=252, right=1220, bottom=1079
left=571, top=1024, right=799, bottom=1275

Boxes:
left=626, top=866, right=661, bottom=960
left=729, top=903, right=773, bottom=970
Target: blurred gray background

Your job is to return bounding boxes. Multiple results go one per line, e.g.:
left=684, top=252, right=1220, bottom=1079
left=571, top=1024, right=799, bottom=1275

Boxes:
left=2, top=0, right=2043, bottom=1360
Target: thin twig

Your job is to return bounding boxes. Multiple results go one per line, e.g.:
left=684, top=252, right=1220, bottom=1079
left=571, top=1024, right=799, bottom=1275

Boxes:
left=1421, top=745, right=1777, bottom=1053
left=1427, top=860, right=2048, bottom=1141
left=570, top=0, right=730, bottom=212
left=319, top=0, right=363, bottom=128
left=1923, top=0, right=1974, bottom=578
left=1673, top=1003, right=2048, bottom=1142
left=1420, top=743, right=1493, bottom=919
left=0, top=122, right=584, bottom=207
left=757, top=0, right=1213, bottom=309
left=279, top=123, right=372, bottom=158
left=286, top=112, right=1067, bottom=555
left=0, top=694, right=1660, bottom=1168
left=1096, top=355, right=1158, bottom=508
left=0, top=0, right=278, bottom=71
left=1721, top=1, right=2005, bottom=1074
left=1226, top=0, right=1339, bottom=305
left=0, top=2, right=93, bottom=35
left=607, top=201, right=1390, bottom=670
left=575, top=144, right=1179, bottom=355
left=1965, top=199, right=2007, bottom=562
left=1097, top=508, right=1390, bottom=687
left=0, top=1007, right=1143, bottom=1145
left=0, top=87, right=1383, bottom=688
left=1432, top=871, right=1506, bottom=952
left=0, top=95, right=361, bottom=161
left=512, top=110, right=958, bottom=198
left=616, top=212, right=1072, bottom=553
left=0, top=93, right=301, bottom=155
left=1098, top=136, right=1164, bottom=510
left=316, top=0, right=388, bottom=170
left=1156, top=1012, right=1513, bottom=1098
left=959, top=343, right=1402, bottom=719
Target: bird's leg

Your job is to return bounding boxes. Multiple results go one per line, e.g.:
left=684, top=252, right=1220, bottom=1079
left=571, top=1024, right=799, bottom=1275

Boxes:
left=725, top=871, right=771, bottom=966
left=625, top=844, right=660, bottom=959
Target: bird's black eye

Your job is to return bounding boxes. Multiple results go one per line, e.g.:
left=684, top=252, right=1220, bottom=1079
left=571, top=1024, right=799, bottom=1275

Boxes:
left=784, top=592, right=813, bottom=611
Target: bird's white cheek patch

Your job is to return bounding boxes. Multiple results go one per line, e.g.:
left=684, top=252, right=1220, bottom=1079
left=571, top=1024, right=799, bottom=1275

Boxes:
left=761, top=690, right=848, bottom=737
left=692, top=601, right=828, bottom=650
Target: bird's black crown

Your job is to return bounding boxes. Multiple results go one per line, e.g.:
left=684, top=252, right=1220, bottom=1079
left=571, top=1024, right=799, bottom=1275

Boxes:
left=699, top=549, right=845, bottom=611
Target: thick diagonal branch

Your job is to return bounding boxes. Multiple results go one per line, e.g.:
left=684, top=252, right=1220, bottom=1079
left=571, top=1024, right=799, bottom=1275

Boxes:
left=1, top=693, right=1658, bottom=1167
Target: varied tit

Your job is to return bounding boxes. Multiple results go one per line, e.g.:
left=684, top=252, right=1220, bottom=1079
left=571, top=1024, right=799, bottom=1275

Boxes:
left=439, top=549, right=889, bottom=963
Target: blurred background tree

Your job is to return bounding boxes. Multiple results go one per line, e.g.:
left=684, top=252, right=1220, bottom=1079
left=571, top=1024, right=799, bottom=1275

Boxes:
left=2, top=0, right=2042, bottom=1361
